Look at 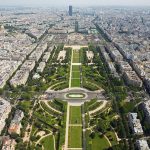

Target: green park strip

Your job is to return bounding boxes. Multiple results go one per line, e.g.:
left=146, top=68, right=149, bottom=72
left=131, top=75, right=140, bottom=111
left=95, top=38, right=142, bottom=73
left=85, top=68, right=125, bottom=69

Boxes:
left=72, top=65, right=80, bottom=71
left=73, top=50, right=80, bottom=57
left=90, top=133, right=110, bottom=150
left=66, top=93, right=86, bottom=99
left=72, top=50, right=80, bottom=63
left=68, top=126, right=82, bottom=148
left=71, top=78, right=80, bottom=87
left=72, top=71, right=80, bottom=78
left=40, top=135, right=54, bottom=150
left=73, top=57, right=80, bottom=63
left=69, top=106, right=82, bottom=124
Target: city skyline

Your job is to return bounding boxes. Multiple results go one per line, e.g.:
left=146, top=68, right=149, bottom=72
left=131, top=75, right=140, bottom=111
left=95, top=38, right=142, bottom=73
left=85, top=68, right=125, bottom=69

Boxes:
left=0, top=0, right=150, bottom=7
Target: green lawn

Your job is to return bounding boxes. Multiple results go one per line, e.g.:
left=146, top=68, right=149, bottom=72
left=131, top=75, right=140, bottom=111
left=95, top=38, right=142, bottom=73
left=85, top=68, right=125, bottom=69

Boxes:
left=73, top=51, right=80, bottom=57
left=18, top=101, right=32, bottom=113
left=105, top=131, right=118, bottom=146
left=72, top=65, right=80, bottom=71
left=68, top=126, right=82, bottom=148
left=21, top=101, right=32, bottom=107
left=73, top=57, right=80, bottom=63
left=40, top=135, right=54, bottom=150
left=71, top=65, right=81, bottom=87
left=69, top=106, right=82, bottom=124
left=90, top=133, right=110, bottom=150
left=72, top=71, right=80, bottom=78
left=66, top=93, right=86, bottom=99
left=71, top=79, right=80, bottom=87
left=73, top=51, right=80, bottom=63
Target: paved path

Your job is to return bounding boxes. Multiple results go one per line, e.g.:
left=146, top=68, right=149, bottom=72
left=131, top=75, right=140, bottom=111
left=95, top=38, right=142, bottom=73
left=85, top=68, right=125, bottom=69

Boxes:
left=64, top=104, right=70, bottom=150
left=69, top=49, right=73, bottom=89
left=69, top=124, right=82, bottom=127
left=23, top=99, right=38, bottom=142
left=46, top=87, right=104, bottom=94
left=35, top=132, right=52, bottom=145
left=72, top=63, right=82, bottom=65
left=114, top=131, right=121, bottom=143
left=104, top=135, right=112, bottom=147
left=49, top=81, right=66, bottom=90
left=39, top=101, right=56, bottom=117
left=68, top=148, right=83, bottom=150
left=43, top=100, right=62, bottom=114
left=82, top=105, right=86, bottom=150
left=53, top=135, right=56, bottom=150
left=89, top=100, right=107, bottom=115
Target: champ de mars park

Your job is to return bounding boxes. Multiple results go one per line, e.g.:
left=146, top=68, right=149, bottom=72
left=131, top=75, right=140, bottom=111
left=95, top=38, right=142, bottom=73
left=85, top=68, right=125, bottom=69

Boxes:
left=14, top=40, right=138, bottom=150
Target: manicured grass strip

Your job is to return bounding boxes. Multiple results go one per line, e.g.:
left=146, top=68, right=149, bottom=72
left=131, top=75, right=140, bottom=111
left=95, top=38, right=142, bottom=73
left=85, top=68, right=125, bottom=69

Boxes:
left=47, top=99, right=67, bottom=113
left=40, top=135, right=54, bottom=150
left=18, top=101, right=32, bottom=113
left=69, top=106, right=82, bottom=124
left=66, top=93, right=86, bottom=99
left=72, top=65, right=80, bottom=71
left=73, top=51, right=80, bottom=57
left=88, top=101, right=103, bottom=111
left=73, top=51, right=80, bottom=63
left=90, top=133, right=110, bottom=150
left=40, top=102, right=62, bottom=117
left=68, top=126, right=82, bottom=148
left=72, top=71, right=80, bottom=78
left=73, top=57, right=80, bottom=63
left=71, top=79, right=80, bottom=87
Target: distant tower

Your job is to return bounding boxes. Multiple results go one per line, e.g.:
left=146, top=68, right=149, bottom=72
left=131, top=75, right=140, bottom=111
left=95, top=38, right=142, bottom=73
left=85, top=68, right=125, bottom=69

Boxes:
left=69, top=5, right=73, bottom=16
left=75, top=21, right=79, bottom=32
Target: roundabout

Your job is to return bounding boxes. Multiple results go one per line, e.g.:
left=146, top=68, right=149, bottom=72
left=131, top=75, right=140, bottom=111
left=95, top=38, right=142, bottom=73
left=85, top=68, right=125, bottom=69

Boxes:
left=45, top=87, right=105, bottom=102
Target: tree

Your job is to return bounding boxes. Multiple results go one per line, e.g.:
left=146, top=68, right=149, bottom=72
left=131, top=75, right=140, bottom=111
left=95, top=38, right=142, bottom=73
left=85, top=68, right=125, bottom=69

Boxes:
left=30, top=136, right=36, bottom=141
left=89, top=132, right=95, bottom=139
left=20, top=92, right=31, bottom=100
left=0, top=88, right=3, bottom=95
left=10, top=133, right=19, bottom=139
left=16, top=137, right=23, bottom=143
left=16, top=142, right=27, bottom=150
left=97, top=119, right=109, bottom=133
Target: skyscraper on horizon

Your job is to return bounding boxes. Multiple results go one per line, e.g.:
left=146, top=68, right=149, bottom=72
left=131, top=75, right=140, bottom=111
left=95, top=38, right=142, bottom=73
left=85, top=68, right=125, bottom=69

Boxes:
left=75, top=21, right=79, bottom=32
left=69, top=5, right=72, bottom=16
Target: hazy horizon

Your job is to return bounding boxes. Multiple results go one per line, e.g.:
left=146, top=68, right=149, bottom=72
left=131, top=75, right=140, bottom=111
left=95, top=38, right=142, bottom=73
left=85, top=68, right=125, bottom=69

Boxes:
left=0, top=0, right=150, bottom=7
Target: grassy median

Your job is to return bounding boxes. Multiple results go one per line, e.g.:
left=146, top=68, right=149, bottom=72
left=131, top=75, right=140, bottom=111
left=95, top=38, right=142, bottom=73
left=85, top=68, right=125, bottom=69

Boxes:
left=69, top=106, right=82, bottom=124
left=68, top=126, right=82, bottom=148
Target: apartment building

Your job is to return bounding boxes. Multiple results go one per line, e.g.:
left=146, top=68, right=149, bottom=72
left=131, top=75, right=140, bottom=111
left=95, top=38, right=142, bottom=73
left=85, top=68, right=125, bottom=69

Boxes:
left=42, top=52, right=51, bottom=62
left=110, top=50, right=123, bottom=62
left=0, top=98, right=11, bottom=134
left=118, top=61, right=132, bottom=73
left=10, top=70, right=29, bottom=87
left=1, top=136, right=16, bottom=150
left=123, top=71, right=143, bottom=87
left=20, top=60, right=35, bottom=72
left=8, top=110, right=24, bottom=135
left=142, top=100, right=150, bottom=124
left=128, top=113, right=143, bottom=135
left=37, top=62, right=46, bottom=73
left=136, top=140, right=150, bottom=150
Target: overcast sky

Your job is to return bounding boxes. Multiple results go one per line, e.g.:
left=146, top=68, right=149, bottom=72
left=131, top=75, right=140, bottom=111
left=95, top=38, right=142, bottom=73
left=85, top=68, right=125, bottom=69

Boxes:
left=0, top=0, right=150, bottom=7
